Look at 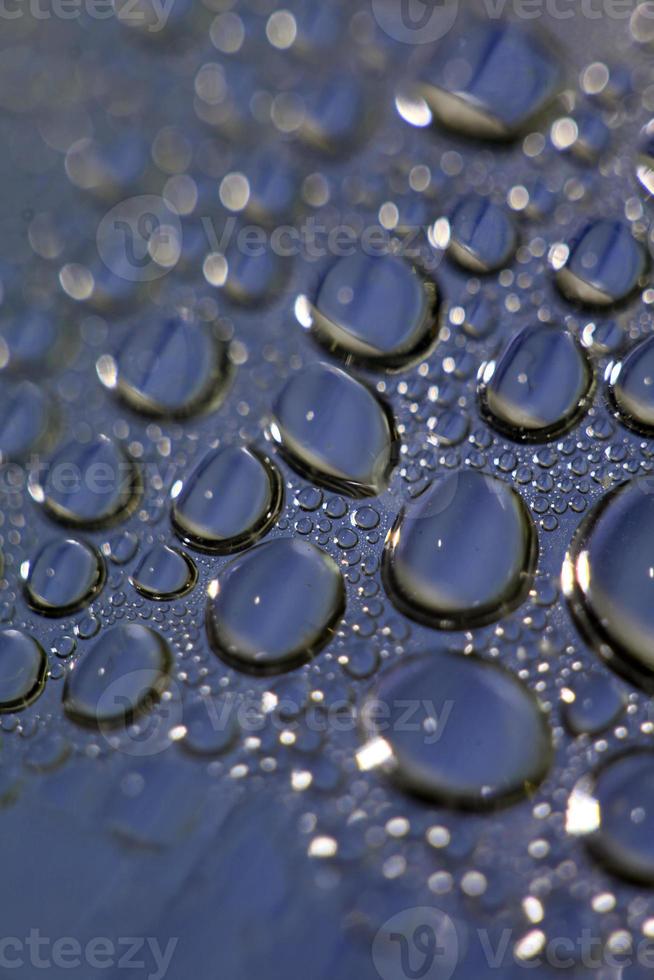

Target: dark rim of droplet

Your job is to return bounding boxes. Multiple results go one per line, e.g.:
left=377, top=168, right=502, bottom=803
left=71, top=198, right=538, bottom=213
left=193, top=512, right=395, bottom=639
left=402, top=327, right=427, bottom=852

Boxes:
left=478, top=330, right=595, bottom=442
left=23, top=539, right=106, bottom=616
left=304, top=260, right=440, bottom=370
left=171, top=448, right=284, bottom=554
left=130, top=547, right=198, bottom=600
left=606, top=345, right=654, bottom=436
left=0, top=632, right=48, bottom=713
left=382, top=474, right=538, bottom=629
left=563, top=481, right=654, bottom=692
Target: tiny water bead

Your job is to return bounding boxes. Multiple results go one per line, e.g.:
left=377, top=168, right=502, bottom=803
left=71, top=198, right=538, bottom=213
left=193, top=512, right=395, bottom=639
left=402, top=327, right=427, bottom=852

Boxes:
left=300, top=253, right=437, bottom=368
left=561, top=674, right=626, bottom=737
left=361, top=652, right=552, bottom=809
left=583, top=750, right=654, bottom=884
left=0, top=629, right=47, bottom=712
left=63, top=624, right=171, bottom=727
left=413, top=21, right=560, bottom=140
left=29, top=435, right=140, bottom=528
left=554, top=219, right=648, bottom=307
left=383, top=470, right=536, bottom=628
left=131, top=544, right=197, bottom=600
left=608, top=335, right=654, bottom=432
left=271, top=362, right=395, bottom=497
left=446, top=196, right=517, bottom=274
left=0, top=379, right=53, bottom=460
left=207, top=538, right=345, bottom=675
left=22, top=538, right=105, bottom=615
left=96, top=317, right=230, bottom=419
left=479, top=324, right=593, bottom=441
left=563, top=479, right=654, bottom=690
left=171, top=446, right=282, bottom=553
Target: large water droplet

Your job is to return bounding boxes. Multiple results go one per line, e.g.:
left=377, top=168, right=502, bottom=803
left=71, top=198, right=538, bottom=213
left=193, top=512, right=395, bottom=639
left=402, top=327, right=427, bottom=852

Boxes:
left=555, top=219, right=648, bottom=307
left=361, top=651, right=551, bottom=808
left=172, top=446, right=282, bottom=553
left=608, top=335, right=654, bottom=433
left=131, top=544, right=197, bottom=599
left=207, top=538, right=345, bottom=674
left=383, top=470, right=536, bottom=628
left=303, top=253, right=437, bottom=367
left=23, top=538, right=105, bottom=615
left=0, top=630, right=47, bottom=712
left=63, top=624, right=171, bottom=727
left=29, top=435, right=140, bottom=528
left=479, top=324, right=593, bottom=440
left=97, top=317, right=230, bottom=419
left=583, top=750, right=654, bottom=884
left=564, top=479, right=654, bottom=690
left=0, top=379, right=54, bottom=460
left=447, top=195, right=517, bottom=273
left=271, top=362, right=395, bottom=497
left=414, top=21, right=560, bottom=140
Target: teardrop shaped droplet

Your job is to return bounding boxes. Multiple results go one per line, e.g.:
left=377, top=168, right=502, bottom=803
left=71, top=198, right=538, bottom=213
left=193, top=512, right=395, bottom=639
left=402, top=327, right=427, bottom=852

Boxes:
left=479, top=324, right=593, bottom=440
left=302, top=253, right=437, bottom=367
left=608, top=335, right=654, bottom=433
left=271, top=362, right=395, bottom=497
left=360, top=651, right=551, bottom=808
left=207, top=538, right=345, bottom=675
left=563, top=479, right=654, bottom=690
left=555, top=219, right=648, bottom=307
left=23, top=537, right=105, bottom=615
left=171, top=446, right=282, bottom=553
left=131, top=544, right=197, bottom=599
left=0, top=629, right=47, bottom=712
left=383, top=470, right=536, bottom=628
left=63, top=624, right=171, bottom=727
left=30, top=435, right=140, bottom=528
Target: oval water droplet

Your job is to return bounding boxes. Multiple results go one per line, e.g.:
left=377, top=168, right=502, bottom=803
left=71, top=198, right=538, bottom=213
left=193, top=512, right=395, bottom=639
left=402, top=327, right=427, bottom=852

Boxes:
left=555, top=219, right=648, bottom=307
left=0, top=629, right=47, bottom=712
left=207, top=538, right=345, bottom=675
left=447, top=195, right=517, bottom=273
left=172, top=446, right=282, bottom=553
left=383, top=470, right=536, bottom=628
left=608, top=335, right=654, bottom=433
left=63, top=624, right=171, bottom=727
left=561, top=674, right=626, bottom=737
left=564, top=479, right=654, bottom=690
left=304, top=253, right=437, bottom=367
left=23, top=537, right=105, bottom=615
left=636, top=119, right=654, bottom=197
left=271, top=362, right=395, bottom=497
left=584, top=749, right=654, bottom=884
left=131, top=544, right=197, bottom=599
left=414, top=21, right=560, bottom=140
left=479, top=324, right=593, bottom=440
left=0, top=379, right=54, bottom=460
left=97, top=317, right=230, bottom=419
left=29, top=435, right=140, bottom=528
left=361, top=651, right=552, bottom=808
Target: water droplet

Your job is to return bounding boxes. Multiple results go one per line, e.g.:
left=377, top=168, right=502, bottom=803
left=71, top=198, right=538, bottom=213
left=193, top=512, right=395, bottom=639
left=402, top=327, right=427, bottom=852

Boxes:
left=131, top=544, right=197, bottom=599
left=564, top=479, right=654, bottom=690
left=0, top=380, right=54, bottom=460
left=0, top=311, right=70, bottom=375
left=383, top=470, right=536, bottom=628
left=181, top=695, right=238, bottom=756
left=415, top=21, right=560, bottom=140
left=97, top=317, right=230, bottom=419
left=479, top=324, right=593, bottom=441
left=30, top=435, right=140, bottom=528
left=271, top=362, right=395, bottom=497
left=636, top=119, right=654, bottom=196
left=172, top=446, right=282, bottom=553
left=561, top=674, right=626, bottom=737
left=361, top=651, right=551, bottom=808
left=447, top=196, right=517, bottom=273
left=304, top=253, right=437, bottom=367
left=585, top=750, right=654, bottom=884
left=0, top=629, right=47, bottom=712
left=609, top=335, right=654, bottom=433
left=23, top=538, right=105, bottom=615
left=63, top=624, right=171, bottom=727
left=207, top=538, right=344, bottom=674
left=555, top=220, right=648, bottom=307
